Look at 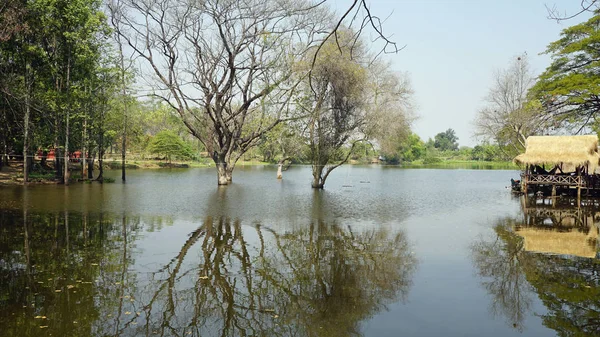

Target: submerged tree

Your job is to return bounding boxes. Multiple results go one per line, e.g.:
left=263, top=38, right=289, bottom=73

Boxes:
left=113, top=0, right=329, bottom=185
left=303, top=32, right=368, bottom=188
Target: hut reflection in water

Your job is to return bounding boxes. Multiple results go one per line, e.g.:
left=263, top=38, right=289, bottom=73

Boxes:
left=472, top=196, right=600, bottom=334
left=516, top=196, right=600, bottom=258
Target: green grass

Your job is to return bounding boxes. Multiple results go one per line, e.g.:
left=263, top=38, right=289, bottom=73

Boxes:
left=402, top=159, right=518, bottom=170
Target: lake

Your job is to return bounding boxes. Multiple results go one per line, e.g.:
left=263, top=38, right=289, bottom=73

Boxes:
left=0, top=165, right=599, bottom=337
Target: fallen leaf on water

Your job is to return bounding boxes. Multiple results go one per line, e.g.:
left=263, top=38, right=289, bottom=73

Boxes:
left=125, top=311, right=131, bottom=315
left=67, top=285, right=75, bottom=289
left=131, top=322, right=137, bottom=325
left=73, top=321, right=78, bottom=324
left=40, top=326, right=48, bottom=329
left=34, top=316, right=43, bottom=319
left=199, top=276, right=209, bottom=280
left=54, top=290, right=61, bottom=293
left=47, top=278, right=53, bottom=281
left=273, top=315, right=279, bottom=318
left=124, top=295, right=130, bottom=299
left=91, top=263, right=99, bottom=266
left=115, top=282, right=121, bottom=285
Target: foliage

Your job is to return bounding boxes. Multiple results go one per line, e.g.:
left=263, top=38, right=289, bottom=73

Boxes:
left=531, top=11, right=600, bottom=132
left=146, top=131, right=196, bottom=163
left=433, top=128, right=459, bottom=151
left=381, top=133, right=425, bottom=164
left=302, top=29, right=370, bottom=188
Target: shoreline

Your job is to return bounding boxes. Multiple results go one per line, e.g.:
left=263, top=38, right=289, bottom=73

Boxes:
left=0, top=159, right=518, bottom=186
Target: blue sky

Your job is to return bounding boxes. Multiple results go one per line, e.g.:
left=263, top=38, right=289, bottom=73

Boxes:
left=333, top=0, right=592, bottom=146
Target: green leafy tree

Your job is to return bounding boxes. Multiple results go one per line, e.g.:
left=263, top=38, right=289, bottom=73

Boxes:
left=531, top=11, right=600, bottom=132
left=433, top=128, right=459, bottom=151
left=380, top=133, right=425, bottom=164
left=146, top=131, right=195, bottom=164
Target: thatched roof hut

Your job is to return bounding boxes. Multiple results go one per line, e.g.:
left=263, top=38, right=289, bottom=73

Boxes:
left=514, top=135, right=600, bottom=172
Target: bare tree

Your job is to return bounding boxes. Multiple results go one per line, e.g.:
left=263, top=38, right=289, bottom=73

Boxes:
left=364, top=61, right=414, bottom=159
left=474, top=55, right=542, bottom=152
left=113, top=0, right=329, bottom=185
left=546, top=0, right=599, bottom=22
left=301, top=31, right=370, bottom=188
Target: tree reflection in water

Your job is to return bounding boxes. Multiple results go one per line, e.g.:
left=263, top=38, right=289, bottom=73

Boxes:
left=139, top=216, right=417, bottom=337
left=472, top=196, right=600, bottom=335
left=0, top=208, right=416, bottom=336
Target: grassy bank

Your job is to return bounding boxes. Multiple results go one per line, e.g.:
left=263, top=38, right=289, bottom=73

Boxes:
left=401, top=159, right=518, bottom=170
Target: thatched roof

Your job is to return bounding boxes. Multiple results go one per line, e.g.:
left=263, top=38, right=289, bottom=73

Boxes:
left=513, top=135, right=600, bottom=172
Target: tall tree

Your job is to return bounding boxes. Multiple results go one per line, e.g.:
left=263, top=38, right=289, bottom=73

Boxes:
left=433, top=128, right=459, bottom=151
left=303, top=31, right=369, bottom=189
left=531, top=12, right=600, bottom=133
left=113, top=0, right=329, bottom=185
left=474, top=55, right=542, bottom=153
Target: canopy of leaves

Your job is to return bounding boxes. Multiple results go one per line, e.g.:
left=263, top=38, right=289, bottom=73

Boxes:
left=531, top=12, right=600, bottom=132
left=146, top=131, right=195, bottom=162
left=433, top=128, right=459, bottom=151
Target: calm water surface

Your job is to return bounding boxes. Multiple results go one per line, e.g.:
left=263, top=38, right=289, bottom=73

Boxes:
left=0, top=166, right=599, bottom=336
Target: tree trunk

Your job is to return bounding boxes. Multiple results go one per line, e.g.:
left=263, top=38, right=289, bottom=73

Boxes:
left=64, top=54, right=71, bottom=186
left=121, top=121, right=126, bottom=181
left=87, top=155, right=94, bottom=180
left=23, top=61, right=31, bottom=184
left=277, top=164, right=283, bottom=179
left=216, top=162, right=229, bottom=185
left=118, top=37, right=128, bottom=183
left=64, top=110, right=70, bottom=185
left=97, top=87, right=105, bottom=183
left=55, top=148, right=64, bottom=184
left=82, top=97, right=87, bottom=179
left=311, top=165, right=325, bottom=189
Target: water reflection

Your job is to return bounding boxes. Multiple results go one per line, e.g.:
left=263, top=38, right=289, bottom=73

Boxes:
left=0, top=210, right=416, bottom=336
left=472, top=196, right=600, bottom=335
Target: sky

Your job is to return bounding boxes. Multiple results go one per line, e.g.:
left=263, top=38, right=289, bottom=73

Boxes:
left=332, top=0, right=593, bottom=147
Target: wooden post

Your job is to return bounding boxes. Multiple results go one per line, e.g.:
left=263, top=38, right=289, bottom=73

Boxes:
left=577, top=174, right=582, bottom=207
left=552, top=184, right=556, bottom=198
